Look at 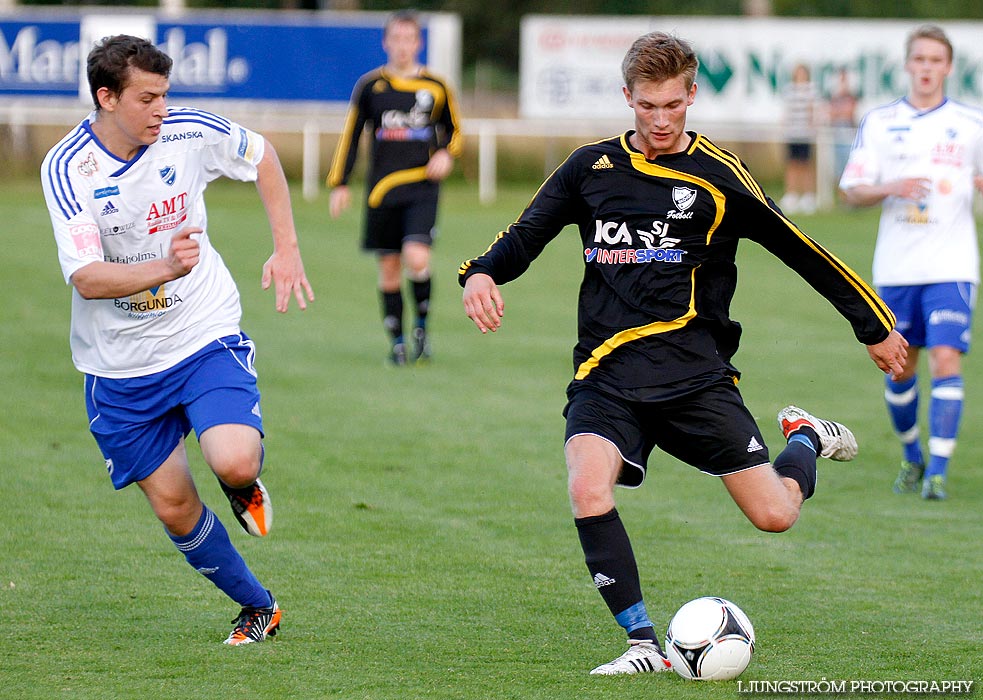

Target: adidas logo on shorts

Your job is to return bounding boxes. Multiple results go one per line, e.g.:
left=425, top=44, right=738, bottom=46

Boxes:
left=747, top=436, right=764, bottom=453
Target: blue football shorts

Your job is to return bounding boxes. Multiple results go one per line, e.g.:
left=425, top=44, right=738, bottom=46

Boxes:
left=563, top=380, right=771, bottom=487
left=84, top=333, right=264, bottom=489
left=877, top=282, right=975, bottom=353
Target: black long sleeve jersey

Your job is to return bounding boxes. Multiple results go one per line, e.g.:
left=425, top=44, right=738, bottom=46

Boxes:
left=327, top=67, right=463, bottom=209
left=459, top=131, right=895, bottom=401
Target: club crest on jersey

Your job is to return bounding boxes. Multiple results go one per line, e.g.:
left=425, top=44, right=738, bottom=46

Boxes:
left=672, top=186, right=697, bottom=211
left=159, top=165, right=177, bottom=186
left=668, top=186, right=697, bottom=219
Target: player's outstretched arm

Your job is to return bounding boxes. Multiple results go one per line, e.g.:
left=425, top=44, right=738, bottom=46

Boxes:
left=866, top=329, right=908, bottom=380
left=256, top=139, right=315, bottom=312
left=463, top=273, right=505, bottom=334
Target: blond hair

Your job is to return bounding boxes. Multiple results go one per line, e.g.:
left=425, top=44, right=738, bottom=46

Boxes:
left=906, top=24, right=953, bottom=62
left=622, top=32, right=698, bottom=91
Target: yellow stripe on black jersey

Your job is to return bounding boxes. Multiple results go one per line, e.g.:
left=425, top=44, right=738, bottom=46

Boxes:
left=575, top=268, right=699, bottom=380
left=692, top=135, right=894, bottom=332
left=328, top=67, right=463, bottom=207
left=459, top=131, right=895, bottom=399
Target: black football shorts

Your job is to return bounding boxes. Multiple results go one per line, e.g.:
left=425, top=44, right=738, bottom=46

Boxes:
left=363, top=197, right=438, bottom=254
left=563, top=380, right=771, bottom=487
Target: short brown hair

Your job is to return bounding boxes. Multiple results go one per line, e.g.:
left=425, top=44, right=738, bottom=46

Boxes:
left=87, top=35, right=172, bottom=110
left=385, top=9, right=421, bottom=37
left=622, top=32, right=699, bottom=92
left=905, top=24, right=953, bottom=63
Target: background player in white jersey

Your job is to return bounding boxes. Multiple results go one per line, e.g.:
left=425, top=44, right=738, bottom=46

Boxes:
left=840, top=24, right=983, bottom=500
left=41, top=35, right=314, bottom=644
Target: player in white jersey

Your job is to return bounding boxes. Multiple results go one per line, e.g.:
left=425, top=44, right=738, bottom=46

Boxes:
left=840, top=25, right=983, bottom=500
left=41, top=35, right=314, bottom=643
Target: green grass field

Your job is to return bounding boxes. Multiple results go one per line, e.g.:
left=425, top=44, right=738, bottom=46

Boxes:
left=2, top=175, right=982, bottom=699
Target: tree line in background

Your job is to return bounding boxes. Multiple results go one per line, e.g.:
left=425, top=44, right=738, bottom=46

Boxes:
left=19, top=0, right=983, bottom=82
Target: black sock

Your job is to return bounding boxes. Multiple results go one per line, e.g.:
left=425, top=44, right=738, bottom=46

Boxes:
left=575, top=508, right=653, bottom=636
left=410, top=278, right=431, bottom=327
left=380, top=290, right=403, bottom=343
left=628, top=626, right=658, bottom=643
left=774, top=437, right=818, bottom=500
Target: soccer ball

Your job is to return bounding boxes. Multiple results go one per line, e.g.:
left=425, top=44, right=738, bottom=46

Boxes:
left=665, top=596, right=755, bottom=681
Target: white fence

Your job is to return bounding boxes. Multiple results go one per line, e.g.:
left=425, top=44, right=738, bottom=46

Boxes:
left=2, top=100, right=841, bottom=209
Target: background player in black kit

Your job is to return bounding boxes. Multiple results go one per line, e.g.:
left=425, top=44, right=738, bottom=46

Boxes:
left=460, top=32, right=908, bottom=676
left=328, top=10, right=463, bottom=365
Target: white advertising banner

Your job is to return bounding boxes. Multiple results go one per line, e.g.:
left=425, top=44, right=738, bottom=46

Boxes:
left=520, top=15, right=983, bottom=124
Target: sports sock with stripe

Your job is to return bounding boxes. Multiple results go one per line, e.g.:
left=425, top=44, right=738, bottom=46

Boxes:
left=169, top=506, right=271, bottom=609
left=774, top=433, right=818, bottom=500
left=575, top=508, right=656, bottom=641
left=885, top=375, right=923, bottom=465
left=927, top=375, right=963, bottom=479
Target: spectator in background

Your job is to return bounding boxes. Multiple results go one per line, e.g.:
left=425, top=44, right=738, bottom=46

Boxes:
left=327, top=10, right=463, bottom=366
left=840, top=24, right=983, bottom=500
left=828, top=67, right=859, bottom=187
left=780, top=63, right=818, bottom=215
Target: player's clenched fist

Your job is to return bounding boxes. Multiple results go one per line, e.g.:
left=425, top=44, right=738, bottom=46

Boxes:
left=167, top=226, right=203, bottom=277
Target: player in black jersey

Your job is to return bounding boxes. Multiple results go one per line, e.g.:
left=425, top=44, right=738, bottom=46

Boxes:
left=460, top=32, right=908, bottom=676
left=328, top=10, right=463, bottom=365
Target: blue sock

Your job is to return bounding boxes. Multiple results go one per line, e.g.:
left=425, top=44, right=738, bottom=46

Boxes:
left=169, top=506, right=271, bottom=609
left=926, top=376, right=963, bottom=479
left=615, top=601, right=655, bottom=637
left=885, top=375, right=923, bottom=464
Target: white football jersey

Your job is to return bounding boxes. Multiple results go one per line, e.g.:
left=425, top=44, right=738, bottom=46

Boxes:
left=41, top=108, right=265, bottom=377
left=840, top=97, right=983, bottom=286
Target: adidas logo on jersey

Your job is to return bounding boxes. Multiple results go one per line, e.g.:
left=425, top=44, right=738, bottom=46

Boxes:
left=593, top=572, right=616, bottom=588
left=101, top=200, right=119, bottom=216
left=592, top=155, right=614, bottom=170
left=747, top=436, right=764, bottom=453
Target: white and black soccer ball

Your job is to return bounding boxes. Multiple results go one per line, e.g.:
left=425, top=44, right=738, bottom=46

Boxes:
left=665, top=596, right=755, bottom=681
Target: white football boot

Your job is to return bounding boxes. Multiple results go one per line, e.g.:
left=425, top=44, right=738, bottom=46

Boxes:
left=777, top=405, right=858, bottom=461
left=589, top=639, right=672, bottom=675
